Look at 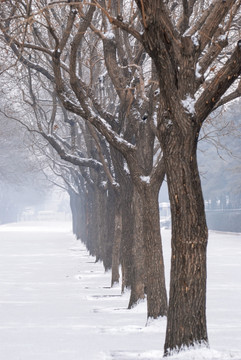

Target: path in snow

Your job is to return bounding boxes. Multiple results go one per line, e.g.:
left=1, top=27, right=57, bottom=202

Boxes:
left=0, top=221, right=241, bottom=360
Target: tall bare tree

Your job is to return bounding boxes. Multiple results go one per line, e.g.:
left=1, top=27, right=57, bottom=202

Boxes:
left=130, top=0, right=241, bottom=354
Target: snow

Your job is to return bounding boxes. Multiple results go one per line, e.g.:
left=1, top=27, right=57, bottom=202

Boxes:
left=104, top=31, right=115, bottom=40
left=182, top=32, right=199, bottom=47
left=191, top=34, right=200, bottom=47
left=93, top=114, right=135, bottom=150
left=196, top=62, right=202, bottom=79
left=153, top=111, right=158, bottom=127
left=0, top=222, right=241, bottom=360
left=218, top=35, right=227, bottom=41
left=165, top=119, right=173, bottom=128
left=123, top=160, right=130, bottom=174
left=140, top=175, right=151, bottom=183
left=105, top=21, right=115, bottom=40
left=181, top=94, right=196, bottom=115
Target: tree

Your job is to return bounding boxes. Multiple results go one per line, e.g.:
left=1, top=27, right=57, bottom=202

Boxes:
left=0, top=0, right=168, bottom=318
left=132, top=0, right=241, bottom=354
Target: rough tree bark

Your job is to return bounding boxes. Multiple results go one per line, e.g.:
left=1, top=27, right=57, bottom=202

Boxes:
left=120, top=176, right=134, bottom=291
left=128, top=186, right=145, bottom=308
left=111, top=191, right=122, bottom=286
left=159, top=121, right=208, bottom=353
left=142, top=180, right=168, bottom=318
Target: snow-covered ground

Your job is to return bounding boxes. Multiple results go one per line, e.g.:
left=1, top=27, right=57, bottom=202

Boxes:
left=0, top=221, right=241, bottom=360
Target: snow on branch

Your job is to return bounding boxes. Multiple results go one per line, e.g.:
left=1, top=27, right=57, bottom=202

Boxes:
left=42, top=133, right=103, bottom=170
left=181, top=94, right=196, bottom=115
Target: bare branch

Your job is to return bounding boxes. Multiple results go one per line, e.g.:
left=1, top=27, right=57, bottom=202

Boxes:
left=196, top=42, right=241, bottom=123
left=213, top=78, right=241, bottom=109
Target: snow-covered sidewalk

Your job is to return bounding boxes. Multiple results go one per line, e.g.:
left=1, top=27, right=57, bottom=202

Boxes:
left=0, top=222, right=241, bottom=360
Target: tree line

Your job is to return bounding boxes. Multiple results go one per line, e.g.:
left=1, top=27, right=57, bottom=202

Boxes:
left=0, top=0, right=241, bottom=356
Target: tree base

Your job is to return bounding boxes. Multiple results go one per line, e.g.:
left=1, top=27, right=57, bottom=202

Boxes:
left=164, top=340, right=209, bottom=357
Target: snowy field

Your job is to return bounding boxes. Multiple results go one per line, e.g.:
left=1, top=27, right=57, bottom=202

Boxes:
left=0, top=221, right=241, bottom=360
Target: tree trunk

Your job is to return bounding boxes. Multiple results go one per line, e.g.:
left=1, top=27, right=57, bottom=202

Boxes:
left=69, top=190, right=86, bottom=241
left=93, top=185, right=114, bottom=271
left=111, top=193, right=122, bottom=286
left=85, top=186, right=99, bottom=257
left=142, top=184, right=168, bottom=319
left=127, top=180, right=168, bottom=317
left=120, top=178, right=134, bottom=291
left=128, top=186, right=145, bottom=308
left=162, top=129, right=208, bottom=355
left=69, top=190, right=78, bottom=237
left=103, top=186, right=115, bottom=270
